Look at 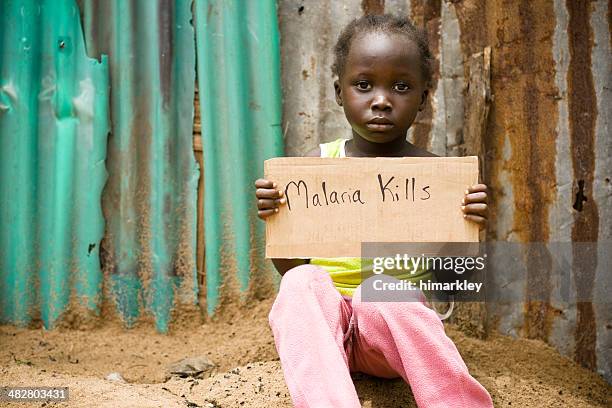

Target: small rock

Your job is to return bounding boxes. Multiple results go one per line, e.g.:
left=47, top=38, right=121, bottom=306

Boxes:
left=166, top=356, right=216, bottom=381
left=106, top=372, right=126, bottom=383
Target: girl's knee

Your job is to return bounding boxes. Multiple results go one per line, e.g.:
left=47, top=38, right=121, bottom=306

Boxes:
left=269, top=265, right=332, bottom=327
left=279, top=264, right=329, bottom=293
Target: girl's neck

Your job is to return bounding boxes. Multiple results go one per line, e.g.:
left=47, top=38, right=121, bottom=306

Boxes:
left=345, top=133, right=420, bottom=157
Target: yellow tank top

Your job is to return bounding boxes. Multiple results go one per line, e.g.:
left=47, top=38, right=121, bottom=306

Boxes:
left=310, top=138, right=432, bottom=296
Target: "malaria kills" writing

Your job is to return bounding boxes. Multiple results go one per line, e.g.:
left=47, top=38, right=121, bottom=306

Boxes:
left=284, top=174, right=431, bottom=210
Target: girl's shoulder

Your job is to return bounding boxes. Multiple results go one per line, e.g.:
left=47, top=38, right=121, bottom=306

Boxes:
left=305, top=138, right=347, bottom=158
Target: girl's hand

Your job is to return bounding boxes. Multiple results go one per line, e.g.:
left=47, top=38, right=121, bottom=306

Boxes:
left=255, top=178, right=286, bottom=219
left=462, top=184, right=488, bottom=227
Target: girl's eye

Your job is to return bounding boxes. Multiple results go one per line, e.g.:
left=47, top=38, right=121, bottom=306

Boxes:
left=394, top=83, right=410, bottom=92
left=355, top=81, right=371, bottom=90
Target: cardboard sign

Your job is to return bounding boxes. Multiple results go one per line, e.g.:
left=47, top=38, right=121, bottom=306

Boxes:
left=264, top=156, right=479, bottom=258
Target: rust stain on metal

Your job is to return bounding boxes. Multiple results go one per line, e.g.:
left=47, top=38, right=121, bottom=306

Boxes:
left=410, top=0, right=441, bottom=150
left=452, top=0, right=489, bottom=56
left=566, top=0, right=599, bottom=371
left=462, top=47, right=491, bottom=169
left=453, top=0, right=492, bottom=192
left=455, top=0, right=559, bottom=338
left=134, top=119, right=154, bottom=312
left=361, top=0, right=385, bottom=15
left=515, top=0, right=557, bottom=341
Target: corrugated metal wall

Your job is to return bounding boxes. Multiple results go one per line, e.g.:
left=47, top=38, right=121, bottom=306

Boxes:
left=77, top=0, right=200, bottom=332
left=0, top=0, right=200, bottom=333
left=1, top=0, right=284, bottom=331
left=194, top=0, right=284, bottom=315
left=0, top=0, right=110, bottom=328
left=278, top=0, right=611, bottom=380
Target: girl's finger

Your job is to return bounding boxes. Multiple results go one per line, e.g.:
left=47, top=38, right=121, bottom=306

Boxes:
left=462, top=192, right=488, bottom=204
left=255, top=179, right=272, bottom=188
left=257, top=209, right=276, bottom=219
left=257, top=198, right=285, bottom=209
left=467, top=184, right=487, bottom=194
left=462, top=203, right=488, bottom=216
left=463, top=214, right=487, bottom=225
left=257, top=199, right=277, bottom=210
left=255, top=179, right=277, bottom=189
left=256, top=188, right=282, bottom=199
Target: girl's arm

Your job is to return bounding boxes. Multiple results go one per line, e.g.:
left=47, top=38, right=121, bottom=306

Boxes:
left=257, top=148, right=320, bottom=276
left=255, top=178, right=310, bottom=276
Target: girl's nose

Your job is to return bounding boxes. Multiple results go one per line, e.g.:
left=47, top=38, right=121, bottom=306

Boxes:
left=371, top=94, right=392, bottom=112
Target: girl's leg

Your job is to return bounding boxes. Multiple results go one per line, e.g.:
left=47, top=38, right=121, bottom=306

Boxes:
left=349, top=287, right=493, bottom=408
left=268, top=265, right=361, bottom=408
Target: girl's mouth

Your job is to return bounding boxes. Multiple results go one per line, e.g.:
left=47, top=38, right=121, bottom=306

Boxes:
left=366, top=123, right=394, bottom=131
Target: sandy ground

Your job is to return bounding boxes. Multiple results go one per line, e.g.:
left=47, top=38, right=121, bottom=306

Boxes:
left=1, top=298, right=610, bottom=408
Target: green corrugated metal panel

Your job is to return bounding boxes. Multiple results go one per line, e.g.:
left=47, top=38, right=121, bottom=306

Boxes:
left=0, top=0, right=109, bottom=327
left=78, top=0, right=199, bottom=332
left=1, top=0, right=280, bottom=327
left=1, top=0, right=199, bottom=332
left=194, top=0, right=284, bottom=314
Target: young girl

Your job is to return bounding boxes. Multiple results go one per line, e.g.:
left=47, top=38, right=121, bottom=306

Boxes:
left=255, top=14, right=493, bottom=408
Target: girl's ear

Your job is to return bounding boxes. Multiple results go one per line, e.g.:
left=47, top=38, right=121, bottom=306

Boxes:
left=334, top=80, right=343, bottom=106
left=419, top=89, right=429, bottom=111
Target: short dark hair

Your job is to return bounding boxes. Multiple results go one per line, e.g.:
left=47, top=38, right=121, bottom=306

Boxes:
left=332, top=14, right=433, bottom=87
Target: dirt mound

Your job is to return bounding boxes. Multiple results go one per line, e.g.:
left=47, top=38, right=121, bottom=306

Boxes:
left=1, top=297, right=610, bottom=407
left=1, top=364, right=185, bottom=408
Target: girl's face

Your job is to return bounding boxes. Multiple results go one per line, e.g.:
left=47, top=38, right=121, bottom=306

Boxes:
left=334, top=31, right=428, bottom=144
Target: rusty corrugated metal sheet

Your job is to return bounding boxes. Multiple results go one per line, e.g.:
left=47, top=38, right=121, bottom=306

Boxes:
left=451, top=0, right=611, bottom=380
left=279, top=0, right=611, bottom=380
left=0, top=0, right=110, bottom=328
left=194, top=0, right=284, bottom=314
left=77, top=0, right=200, bottom=332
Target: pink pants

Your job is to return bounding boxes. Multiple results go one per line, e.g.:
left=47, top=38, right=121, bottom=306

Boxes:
left=268, top=265, right=493, bottom=408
